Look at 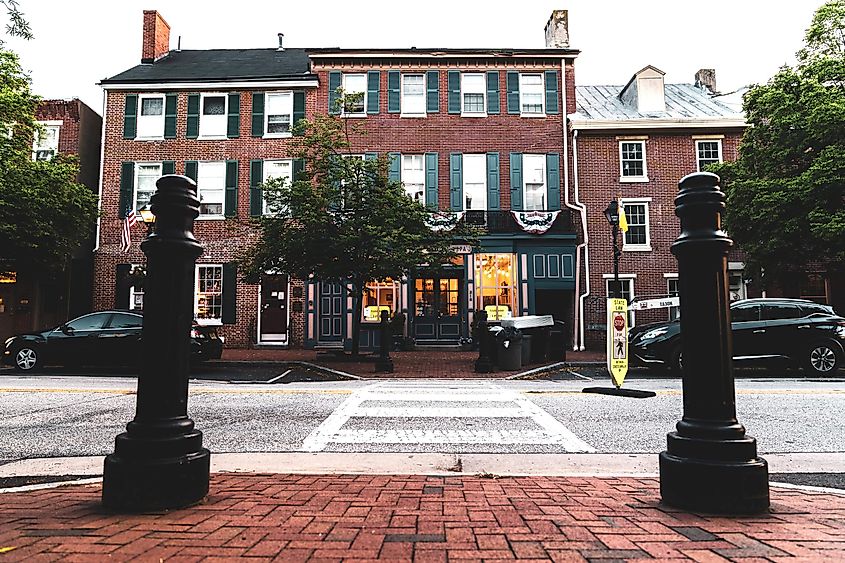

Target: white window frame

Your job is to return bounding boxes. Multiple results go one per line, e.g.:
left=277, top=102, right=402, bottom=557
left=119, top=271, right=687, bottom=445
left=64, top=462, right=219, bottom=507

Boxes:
left=128, top=264, right=145, bottom=312
left=475, top=253, right=518, bottom=320
left=33, top=120, right=61, bottom=161
left=363, top=279, right=400, bottom=323
left=696, top=139, right=723, bottom=171
left=665, top=274, right=680, bottom=320
left=133, top=162, right=163, bottom=212
left=461, top=73, right=486, bottom=117
left=620, top=198, right=652, bottom=252
left=341, top=74, right=367, bottom=117
left=401, top=154, right=425, bottom=204
left=196, top=161, right=226, bottom=219
left=603, top=274, right=636, bottom=326
left=401, top=74, right=426, bottom=117
left=198, top=92, right=228, bottom=139
left=195, top=264, right=223, bottom=326
left=619, top=140, right=648, bottom=182
left=519, top=73, right=545, bottom=116
left=463, top=154, right=487, bottom=211
left=523, top=154, right=546, bottom=211
left=264, top=91, right=294, bottom=138
left=136, top=93, right=166, bottom=139
left=263, top=159, right=293, bottom=215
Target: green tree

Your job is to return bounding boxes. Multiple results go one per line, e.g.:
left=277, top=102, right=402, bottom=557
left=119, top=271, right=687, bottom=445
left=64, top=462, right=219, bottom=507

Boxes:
left=1, top=0, right=31, bottom=43
left=240, top=111, right=476, bottom=356
left=714, top=0, right=845, bottom=287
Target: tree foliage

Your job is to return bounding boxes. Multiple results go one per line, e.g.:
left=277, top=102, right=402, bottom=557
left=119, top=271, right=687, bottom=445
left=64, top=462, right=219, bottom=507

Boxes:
left=240, top=111, right=476, bottom=355
left=715, top=0, right=845, bottom=285
left=1, top=0, right=31, bottom=43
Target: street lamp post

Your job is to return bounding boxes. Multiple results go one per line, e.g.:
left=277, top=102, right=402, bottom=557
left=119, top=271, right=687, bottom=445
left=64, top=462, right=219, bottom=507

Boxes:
left=604, top=200, right=621, bottom=298
left=138, top=204, right=155, bottom=236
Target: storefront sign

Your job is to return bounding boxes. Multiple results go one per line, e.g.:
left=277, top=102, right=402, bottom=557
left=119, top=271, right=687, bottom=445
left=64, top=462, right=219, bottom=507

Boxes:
left=449, top=245, right=473, bottom=254
left=0, top=272, right=16, bottom=284
left=511, top=211, right=560, bottom=234
left=606, top=298, right=629, bottom=388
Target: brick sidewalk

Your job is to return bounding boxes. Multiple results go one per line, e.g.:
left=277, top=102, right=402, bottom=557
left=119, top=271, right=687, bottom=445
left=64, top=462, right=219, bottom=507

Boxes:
left=1, top=475, right=843, bottom=561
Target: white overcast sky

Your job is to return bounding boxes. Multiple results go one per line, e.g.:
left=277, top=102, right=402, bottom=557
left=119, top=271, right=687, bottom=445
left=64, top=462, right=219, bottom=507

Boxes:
left=4, top=0, right=823, bottom=113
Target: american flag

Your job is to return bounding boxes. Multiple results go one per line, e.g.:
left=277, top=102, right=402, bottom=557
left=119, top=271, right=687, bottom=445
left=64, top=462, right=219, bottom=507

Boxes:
left=120, top=208, right=138, bottom=253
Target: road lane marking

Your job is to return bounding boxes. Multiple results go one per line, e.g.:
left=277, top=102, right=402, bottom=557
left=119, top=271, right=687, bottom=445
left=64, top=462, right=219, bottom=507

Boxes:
left=329, top=429, right=589, bottom=445
left=354, top=406, right=526, bottom=417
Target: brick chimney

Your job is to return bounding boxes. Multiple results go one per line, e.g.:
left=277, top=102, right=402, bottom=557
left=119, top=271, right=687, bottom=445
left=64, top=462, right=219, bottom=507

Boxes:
left=544, top=10, right=569, bottom=48
left=141, top=10, right=171, bottom=64
left=695, top=69, right=717, bottom=94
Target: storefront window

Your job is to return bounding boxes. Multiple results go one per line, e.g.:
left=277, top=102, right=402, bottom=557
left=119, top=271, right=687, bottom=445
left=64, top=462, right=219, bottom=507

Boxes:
left=196, top=265, right=223, bottom=323
left=475, top=254, right=516, bottom=320
left=363, top=279, right=398, bottom=322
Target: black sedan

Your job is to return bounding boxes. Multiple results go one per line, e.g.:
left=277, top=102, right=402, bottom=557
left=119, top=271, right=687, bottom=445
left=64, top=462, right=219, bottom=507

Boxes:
left=628, top=298, right=845, bottom=375
left=3, top=310, right=223, bottom=372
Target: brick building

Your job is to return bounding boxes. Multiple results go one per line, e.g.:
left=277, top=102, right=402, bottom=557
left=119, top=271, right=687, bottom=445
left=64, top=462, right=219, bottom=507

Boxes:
left=0, top=99, right=102, bottom=343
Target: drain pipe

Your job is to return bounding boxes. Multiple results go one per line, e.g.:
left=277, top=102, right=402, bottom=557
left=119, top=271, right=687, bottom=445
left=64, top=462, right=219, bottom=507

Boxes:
left=572, top=128, right=590, bottom=351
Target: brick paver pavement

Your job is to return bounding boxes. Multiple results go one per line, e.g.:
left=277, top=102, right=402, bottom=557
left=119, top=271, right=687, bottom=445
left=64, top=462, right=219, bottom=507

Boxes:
left=1, top=474, right=844, bottom=561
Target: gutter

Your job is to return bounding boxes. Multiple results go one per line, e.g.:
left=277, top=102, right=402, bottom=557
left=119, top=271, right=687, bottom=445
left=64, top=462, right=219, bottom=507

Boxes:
left=572, top=128, right=589, bottom=351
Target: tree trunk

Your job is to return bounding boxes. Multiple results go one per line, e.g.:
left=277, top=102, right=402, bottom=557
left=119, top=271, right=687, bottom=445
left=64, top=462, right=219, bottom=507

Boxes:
left=350, top=280, right=363, bottom=357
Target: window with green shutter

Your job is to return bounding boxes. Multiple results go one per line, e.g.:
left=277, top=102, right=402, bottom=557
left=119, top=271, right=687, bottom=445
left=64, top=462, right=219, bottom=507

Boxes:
left=249, top=160, right=264, bottom=217
left=225, top=160, right=238, bottom=217
left=328, top=71, right=341, bottom=114
left=186, top=94, right=200, bottom=139
left=164, top=94, right=177, bottom=138
left=123, top=95, right=137, bottom=139
left=367, top=71, right=380, bottom=114
left=486, top=71, right=500, bottom=115
left=447, top=71, right=461, bottom=114
left=426, top=70, right=439, bottom=113
left=119, top=162, right=134, bottom=217
left=509, top=153, right=523, bottom=210
left=227, top=93, right=240, bottom=137
left=293, top=92, right=305, bottom=135
left=251, top=92, right=265, bottom=137
left=388, top=71, right=400, bottom=113
left=544, top=70, right=559, bottom=114
left=486, top=152, right=500, bottom=210
left=506, top=72, right=520, bottom=114
left=449, top=153, right=463, bottom=211
left=546, top=153, right=560, bottom=210
left=424, top=153, right=438, bottom=209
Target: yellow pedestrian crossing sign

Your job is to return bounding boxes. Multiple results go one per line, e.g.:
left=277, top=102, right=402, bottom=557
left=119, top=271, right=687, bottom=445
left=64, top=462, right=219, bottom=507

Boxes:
left=606, top=298, right=629, bottom=387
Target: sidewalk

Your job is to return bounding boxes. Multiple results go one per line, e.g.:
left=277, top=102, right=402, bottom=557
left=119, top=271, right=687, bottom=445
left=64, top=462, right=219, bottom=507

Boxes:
left=1, top=472, right=844, bottom=561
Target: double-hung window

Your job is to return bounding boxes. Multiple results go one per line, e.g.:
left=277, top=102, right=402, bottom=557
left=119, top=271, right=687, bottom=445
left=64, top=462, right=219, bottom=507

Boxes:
left=263, top=159, right=292, bottom=215
left=199, top=93, right=227, bottom=138
left=696, top=139, right=722, bottom=171
left=461, top=73, right=486, bottom=116
left=666, top=276, right=680, bottom=320
left=401, top=155, right=425, bottom=203
left=401, top=74, right=425, bottom=116
left=137, top=94, right=165, bottom=138
left=520, top=73, right=544, bottom=115
left=342, top=74, right=367, bottom=115
left=265, top=92, right=293, bottom=136
left=33, top=121, right=60, bottom=161
left=621, top=199, right=651, bottom=251
left=463, top=154, right=487, bottom=211
left=195, top=265, right=223, bottom=324
left=134, top=163, right=162, bottom=212
left=523, top=154, right=546, bottom=210
left=197, top=162, right=226, bottom=218
left=620, top=140, right=647, bottom=181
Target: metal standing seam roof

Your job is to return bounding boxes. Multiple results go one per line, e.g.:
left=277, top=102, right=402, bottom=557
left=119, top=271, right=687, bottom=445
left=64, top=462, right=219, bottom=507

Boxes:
left=573, top=84, right=743, bottom=121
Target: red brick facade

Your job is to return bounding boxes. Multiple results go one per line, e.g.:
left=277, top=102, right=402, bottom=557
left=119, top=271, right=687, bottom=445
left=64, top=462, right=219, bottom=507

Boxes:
left=141, top=10, right=170, bottom=64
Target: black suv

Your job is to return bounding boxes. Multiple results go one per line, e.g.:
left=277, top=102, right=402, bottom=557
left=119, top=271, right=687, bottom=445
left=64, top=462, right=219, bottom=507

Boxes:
left=628, top=298, right=845, bottom=375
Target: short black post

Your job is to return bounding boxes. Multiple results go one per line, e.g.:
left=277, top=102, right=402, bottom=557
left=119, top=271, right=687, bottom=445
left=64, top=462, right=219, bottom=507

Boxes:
left=374, top=309, right=394, bottom=373
left=659, top=172, right=769, bottom=514
left=102, top=175, right=211, bottom=512
left=474, top=310, right=494, bottom=373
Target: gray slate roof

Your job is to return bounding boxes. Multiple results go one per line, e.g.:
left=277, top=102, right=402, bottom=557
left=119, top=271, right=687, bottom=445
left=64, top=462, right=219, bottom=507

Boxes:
left=101, top=48, right=314, bottom=85
left=574, top=84, right=742, bottom=121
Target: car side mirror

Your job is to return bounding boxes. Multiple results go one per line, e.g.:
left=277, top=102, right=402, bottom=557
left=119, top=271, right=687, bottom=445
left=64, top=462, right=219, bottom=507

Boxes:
left=61, top=324, right=74, bottom=335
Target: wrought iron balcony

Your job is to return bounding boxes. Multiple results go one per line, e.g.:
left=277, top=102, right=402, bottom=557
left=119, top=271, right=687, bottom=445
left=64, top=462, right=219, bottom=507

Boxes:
left=461, top=209, right=573, bottom=234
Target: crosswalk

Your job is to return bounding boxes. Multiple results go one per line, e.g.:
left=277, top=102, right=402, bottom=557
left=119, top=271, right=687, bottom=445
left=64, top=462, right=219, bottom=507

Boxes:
left=300, top=381, right=595, bottom=453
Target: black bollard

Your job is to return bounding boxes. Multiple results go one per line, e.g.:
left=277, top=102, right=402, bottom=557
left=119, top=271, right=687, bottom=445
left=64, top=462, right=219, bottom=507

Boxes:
left=474, top=310, right=494, bottom=373
left=374, top=309, right=394, bottom=373
left=102, top=175, right=211, bottom=512
left=659, top=172, right=769, bottom=514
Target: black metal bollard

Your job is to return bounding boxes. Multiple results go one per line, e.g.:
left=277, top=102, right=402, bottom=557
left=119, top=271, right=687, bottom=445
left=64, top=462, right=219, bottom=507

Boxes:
left=474, top=310, right=494, bottom=373
left=659, top=172, right=769, bottom=514
left=374, top=309, right=394, bottom=373
left=102, top=175, right=211, bottom=512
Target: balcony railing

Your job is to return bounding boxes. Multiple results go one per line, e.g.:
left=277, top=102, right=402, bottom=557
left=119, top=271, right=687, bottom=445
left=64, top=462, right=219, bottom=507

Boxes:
left=462, top=210, right=572, bottom=234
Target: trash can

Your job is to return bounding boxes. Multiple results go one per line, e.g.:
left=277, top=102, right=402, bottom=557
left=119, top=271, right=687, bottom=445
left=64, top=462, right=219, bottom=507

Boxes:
left=548, top=321, right=567, bottom=361
left=487, top=325, right=503, bottom=366
left=521, top=334, right=533, bottom=366
left=496, top=327, right=523, bottom=370
left=529, top=327, right=551, bottom=363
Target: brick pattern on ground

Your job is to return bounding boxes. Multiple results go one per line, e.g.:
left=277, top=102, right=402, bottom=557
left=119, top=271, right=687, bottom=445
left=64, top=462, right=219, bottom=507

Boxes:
left=1, top=474, right=843, bottom=561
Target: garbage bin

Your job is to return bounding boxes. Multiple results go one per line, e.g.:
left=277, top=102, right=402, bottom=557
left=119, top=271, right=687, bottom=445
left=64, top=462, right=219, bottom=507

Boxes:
left=521, top=334, right=533, bottom=366
left=488, top=325, right=503, bottom=366
left=496, top=327, right=523, bottom=370
left=548, top=321, right=567, bottom=361
left=529, top=327, right=551, bottom=363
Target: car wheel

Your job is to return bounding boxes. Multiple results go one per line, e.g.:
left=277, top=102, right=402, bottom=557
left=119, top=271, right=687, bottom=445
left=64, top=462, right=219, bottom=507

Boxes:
left=670, top=345, right=684, bottom=373
left=804, top=342, right=840, bottom=375
left=14, top=346, right=40, bottom=371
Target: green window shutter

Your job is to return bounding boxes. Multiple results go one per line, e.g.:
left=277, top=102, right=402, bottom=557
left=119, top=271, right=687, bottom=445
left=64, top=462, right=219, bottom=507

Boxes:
left=449, top=153, right=463, bottom=211
left=225, top=160, right=239, bottom=217
left=424, top=152, right=438, bottom=210
left=486, top=152, right=500, bottom=210
left=227, top=93, right=240, bottom=138
left=164, top=94, right=177, bottom=139
left=222, top=263, right=238, bottom=324
left=509, top=153, right=523, bottom=210
left=546, top=153, right=560, bottom=211
left=293, top=91, right=305, bottom=136
left=486, top=71, right=500, bottom=115
left=387, top=71, right=400, bottom=113
left=162, top=160, right=175, bottom=175
left=426, top=70, right=439, bottom=113
left=328, top=71, right=341, bottom=114
left=184, top=161, right=198, bottom=183
left=250, top=160, right=264, bottom=216
left=119, top=161, right=134, bottom=217
left=186, top=94, right=200, bottom=139
left=367, top=71, right=380, bottom=114
left=507, top=71, right=520, bottom=114
left=293, top=159, right=304, bottom=180
left=114, top=264, right=131, bottom=309
left=251, top=92, right=265, bottom=137
left=447, top=71, right=461, bottom=114
left=123, top=94, right=137, bottom=139
left=388, top=152, right=401, bottom=182
left=545, top=70, right=559, bottom=114
left=365, top=152, right=378, bottom=161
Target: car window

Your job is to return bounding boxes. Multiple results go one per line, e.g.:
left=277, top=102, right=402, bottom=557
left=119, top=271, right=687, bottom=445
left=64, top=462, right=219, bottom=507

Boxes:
left=65, top=313, right=111, bottom=331
left=108, top=313, right=143, bottom=329
left=762, top=303, right=803, bottom=320
left=731, top=304, right=760, bottom=322
left=801, top=304, right=832, bottom=316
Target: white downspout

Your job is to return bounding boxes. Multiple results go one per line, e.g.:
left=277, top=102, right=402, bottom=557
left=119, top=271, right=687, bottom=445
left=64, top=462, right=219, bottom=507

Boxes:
left=93, top=88, right=108, bottom=252
left=572, top=128, right=590, bottom=350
